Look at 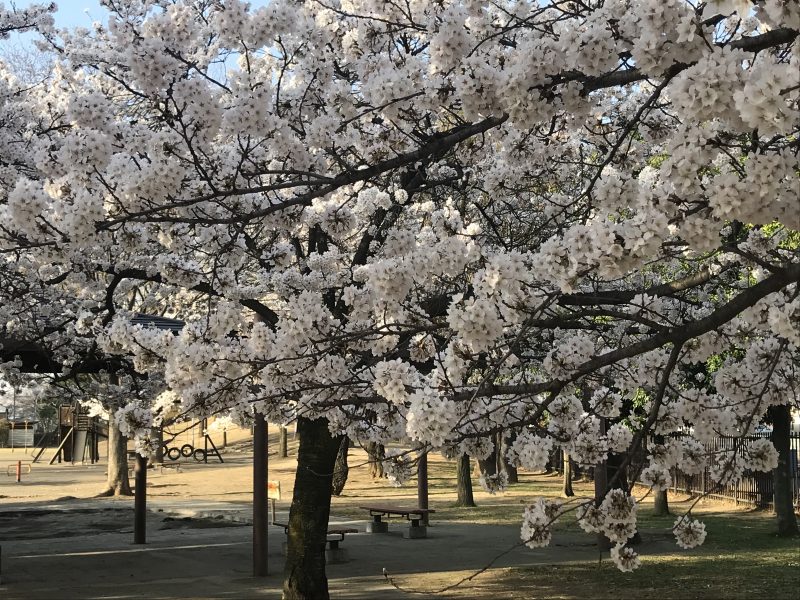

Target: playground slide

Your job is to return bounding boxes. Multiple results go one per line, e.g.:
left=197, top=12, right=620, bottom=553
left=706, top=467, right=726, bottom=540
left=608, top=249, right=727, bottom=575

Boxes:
left=72, top=429, right=88, bottom=464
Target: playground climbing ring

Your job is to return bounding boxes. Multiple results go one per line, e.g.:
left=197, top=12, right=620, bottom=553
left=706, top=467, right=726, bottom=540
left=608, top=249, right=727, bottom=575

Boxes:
left=162, top=444, right=210, bottom=462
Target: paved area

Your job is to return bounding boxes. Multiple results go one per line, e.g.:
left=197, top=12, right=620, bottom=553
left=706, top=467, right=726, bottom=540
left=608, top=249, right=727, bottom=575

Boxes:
left=0, top=495, right=600, bottom=599
left=0, top=433, right=624, bottom=599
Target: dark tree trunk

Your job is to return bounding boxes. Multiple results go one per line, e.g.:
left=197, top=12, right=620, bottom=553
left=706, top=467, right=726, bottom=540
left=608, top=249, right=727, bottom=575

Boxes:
left=283, top=417, right=340, bottom=600
left=500, top=432, right=519, bottom=484
left=279, top=425, right=289, bottom=458
left=97, top=417, right=132, bottom=497
left=331, top=435, right=349, bottom=496
left=478, top=436, right=498, bottom=478
left=653, top=489, right=670, bottom=516
left=606, top=451, right=641, bottom=545
left=366, top=442, right=385, bottom=478
left=153, top=427, right=164, bottom=464
left=652, top=435, right=670, bottom=516
left=607, top=452, right=630, bottom=493
left=562, top=450, right=574, bottom=497
left=456, top=454, right=476, bottom=507
left=594, top=419, right=613, bottom=550
left=769, top=405, right=799, bottom=537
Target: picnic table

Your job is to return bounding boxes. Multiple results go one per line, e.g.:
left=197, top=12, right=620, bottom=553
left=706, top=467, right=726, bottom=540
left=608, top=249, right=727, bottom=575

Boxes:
left=359, top=505, right=435, bottom=537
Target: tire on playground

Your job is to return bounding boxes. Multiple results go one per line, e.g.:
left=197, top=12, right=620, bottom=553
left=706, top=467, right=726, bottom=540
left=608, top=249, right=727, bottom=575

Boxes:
left=180, top=443, right=194, bottom=457
left=193, top=448, right=207, bottom=462
left=167, top=447, right=181, bottom=461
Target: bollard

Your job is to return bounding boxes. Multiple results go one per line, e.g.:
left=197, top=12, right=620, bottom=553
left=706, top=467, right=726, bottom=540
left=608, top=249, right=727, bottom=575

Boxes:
left=16, top=460, right=22, bottom=483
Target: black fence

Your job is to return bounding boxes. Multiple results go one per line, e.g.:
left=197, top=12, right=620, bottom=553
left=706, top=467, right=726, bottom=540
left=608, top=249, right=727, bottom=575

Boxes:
left=662, top=432, right=800, bottom=509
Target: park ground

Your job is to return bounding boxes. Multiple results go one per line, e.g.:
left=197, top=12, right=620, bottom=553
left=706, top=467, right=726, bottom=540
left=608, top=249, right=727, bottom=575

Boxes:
left=0, top=425, right=798, bottom=599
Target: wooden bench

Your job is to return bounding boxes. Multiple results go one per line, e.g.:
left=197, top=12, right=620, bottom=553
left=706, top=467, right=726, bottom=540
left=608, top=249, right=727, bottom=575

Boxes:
left=358, top=506, right=435, bottom=536
left=271, top=489, right=359, bottom=559
left=271, top=519, right=358, bottom=548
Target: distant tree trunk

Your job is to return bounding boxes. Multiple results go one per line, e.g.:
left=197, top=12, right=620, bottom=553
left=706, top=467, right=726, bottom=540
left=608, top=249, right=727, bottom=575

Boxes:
left=279, top=425, right=289, bottom=458
left=283, top=417, right=340, bottom=600
left=652, top=435, right=670, bottom=516
left=562, top=450, right=574, bottom=497
left=769, top=405, right=799, bottom=537
left=366, top=441, right=385, bottom=478
left=97, top=417, right=132, bottom=497
left=607, top=451, right=641, bottom=545
left=607, top=452, right=631, bottom=493
left=331, top=435, right=349, bottom=496
left=153, top=427, right=164, bottom=464
left=653, top=489, right=670, bottom=516
left=456, top=454, right=476, bottom=507
left=500, top=432, right=519, bottom=484
left=478, top=436, right=498, bottom=478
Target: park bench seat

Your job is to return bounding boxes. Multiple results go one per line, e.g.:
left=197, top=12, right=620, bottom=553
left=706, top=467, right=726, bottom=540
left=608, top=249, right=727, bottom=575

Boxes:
left=272, top=521, right=359, bottom=549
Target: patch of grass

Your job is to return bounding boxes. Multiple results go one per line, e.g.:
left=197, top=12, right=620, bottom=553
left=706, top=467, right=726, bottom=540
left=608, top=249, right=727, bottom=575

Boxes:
left=436, top=511, right=800, bottom=600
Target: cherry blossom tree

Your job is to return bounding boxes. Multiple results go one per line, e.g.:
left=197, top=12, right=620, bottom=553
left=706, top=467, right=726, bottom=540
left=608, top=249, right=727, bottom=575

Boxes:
left=1, top=1, right=798, bottom=598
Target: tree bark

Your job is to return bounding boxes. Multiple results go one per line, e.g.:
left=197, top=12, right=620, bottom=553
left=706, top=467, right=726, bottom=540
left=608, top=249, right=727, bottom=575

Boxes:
left=478, top=436, right=498, bottom=478
left=562, top=450, right=574, bottom=497
left=769, top=404, right=799, bottom=537
left=652, top=435, right=670, bottom=516
left=500, top=432, right=519, bottom=484
left=653, top=489, right=670, bottom=516
left=97, top=416, right=132, bottom=497
left=456, top=454, right=476, bottom=507
left=279, top=425, right=289, bottom=458
left=153, top=426, right=164, bottom=464
left=331, top=435, right=349, bottom=496
left=283, top=417, right=340, bottom=600
left=366, top=441, right=385, bottom=478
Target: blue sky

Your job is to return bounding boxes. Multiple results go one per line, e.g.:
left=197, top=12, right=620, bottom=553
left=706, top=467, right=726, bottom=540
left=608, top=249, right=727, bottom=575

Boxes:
left=19, top=0, right=108, bottom=28
left=15, top=1, right=271, bottom=28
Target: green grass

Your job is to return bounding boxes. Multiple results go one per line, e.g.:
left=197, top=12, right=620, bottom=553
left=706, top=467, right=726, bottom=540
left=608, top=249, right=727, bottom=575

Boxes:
left=453, top=512, right=800, bottom=600
left=331, top=451, right=798, bottom=598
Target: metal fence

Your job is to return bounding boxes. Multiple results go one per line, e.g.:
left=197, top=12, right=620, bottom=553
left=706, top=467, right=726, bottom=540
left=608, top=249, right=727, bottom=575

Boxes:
left=661, top=433, right=800, bottom=508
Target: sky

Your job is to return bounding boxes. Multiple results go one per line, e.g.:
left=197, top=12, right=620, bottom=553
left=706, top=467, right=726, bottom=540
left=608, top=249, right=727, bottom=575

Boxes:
left=18, top=0, right=108, bottom=28
left=16, top=0, right=271, bottom=28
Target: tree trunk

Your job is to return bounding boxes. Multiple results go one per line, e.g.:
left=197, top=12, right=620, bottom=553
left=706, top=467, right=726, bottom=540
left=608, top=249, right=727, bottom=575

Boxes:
left=153, top=426, right=164, bottom=464
left=562, top=450, right=574, bottom=497
left=279, top=425, right=289, bottom=458
left=769, top=404, right=799, bottom=537
left=653, top=489, right=670, bottom=516
left=283, top=417, right=340, bottom=600
left=500, top=432, right=519, bottom=484
left=478, top=436, right=498, bottom=478
left=594, top=418, right=613, bottom=550
left=652, top=435, right=670, bottom=516
left=97, top=417, right=132, bottom=497
left=456, top=454, right=476, bottom=507
left=366, top=441, right=385, bottom=478
left=606, top=451, right=641, bottom=545
left=331, top=435, right=349, bottom=496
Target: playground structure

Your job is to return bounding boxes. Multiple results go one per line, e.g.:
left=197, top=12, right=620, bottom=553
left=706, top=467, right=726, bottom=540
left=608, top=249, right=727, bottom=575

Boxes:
left=161, top=418, right=223, bottom=464
left=30, top=403, right=108, bottom=465
left=28, top=405, right=225, bottom=465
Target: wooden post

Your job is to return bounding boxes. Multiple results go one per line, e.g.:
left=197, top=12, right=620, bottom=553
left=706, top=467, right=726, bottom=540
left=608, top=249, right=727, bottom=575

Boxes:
left=417, top=451, right=429, bottom=525
left=203, top=418, right=209, bottom=464
left=279, top=426, right=288, bottom=458
left=253, top=412, right=268, bottom=576
left=134, top=453, right=147, bottom=544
